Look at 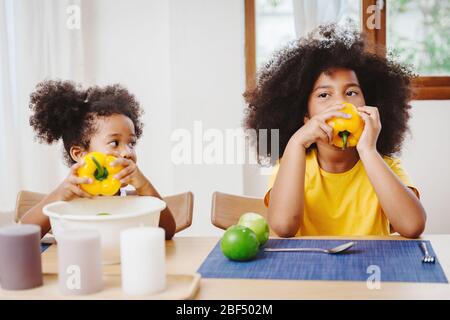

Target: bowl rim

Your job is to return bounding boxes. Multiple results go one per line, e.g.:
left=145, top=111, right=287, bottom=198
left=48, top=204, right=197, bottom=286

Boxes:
left=42, top=196, right=166, bottom=221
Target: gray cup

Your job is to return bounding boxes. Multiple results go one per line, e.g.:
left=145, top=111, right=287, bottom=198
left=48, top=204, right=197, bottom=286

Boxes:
left=0, top=224, right=43, bottom=290
left=57, top=229, right=103, bottom=295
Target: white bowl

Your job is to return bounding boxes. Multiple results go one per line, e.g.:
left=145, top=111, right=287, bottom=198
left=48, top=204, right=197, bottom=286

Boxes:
left=43, top=196, right=166, bottom=264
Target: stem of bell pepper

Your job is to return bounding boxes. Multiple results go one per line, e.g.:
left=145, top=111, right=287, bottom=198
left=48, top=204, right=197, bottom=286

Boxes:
left=91, top=156, right=108, bottom=181
left=339, top=130, right=350, bottom=150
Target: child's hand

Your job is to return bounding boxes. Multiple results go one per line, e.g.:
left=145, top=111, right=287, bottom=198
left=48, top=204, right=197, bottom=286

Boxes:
left=109, top=154, right=149, bottom=191
left=356, top=106, right=381, bottom=155
left=55, top=161, right=93, bottom=201
left=292, top=104, right=351, bottom=148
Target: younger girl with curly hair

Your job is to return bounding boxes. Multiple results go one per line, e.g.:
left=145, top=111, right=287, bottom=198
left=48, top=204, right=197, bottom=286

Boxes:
left=244, top=24, right=426, bottom=238
left=21, top=80, right=176, bottom=239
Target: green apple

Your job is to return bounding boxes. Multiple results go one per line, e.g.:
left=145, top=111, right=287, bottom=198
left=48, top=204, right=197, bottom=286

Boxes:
left=238, top=212, right=269, bottom=246
left=220, top=225, right=260, bottom=261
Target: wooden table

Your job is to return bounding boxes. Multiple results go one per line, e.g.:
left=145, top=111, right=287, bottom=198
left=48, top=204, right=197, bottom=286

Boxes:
left=41, top=235, right=450, bottom=299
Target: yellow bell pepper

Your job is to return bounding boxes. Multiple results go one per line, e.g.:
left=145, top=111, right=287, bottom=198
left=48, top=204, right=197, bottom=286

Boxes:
left=77, top=151, right=123, bottom=196
left=326, top=102, right=364, bottom=150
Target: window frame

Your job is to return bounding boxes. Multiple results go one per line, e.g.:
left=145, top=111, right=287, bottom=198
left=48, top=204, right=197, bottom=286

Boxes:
left=245, top=0, right=450, bottom=100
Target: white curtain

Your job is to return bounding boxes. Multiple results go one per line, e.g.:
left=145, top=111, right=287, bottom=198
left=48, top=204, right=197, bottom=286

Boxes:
left=0, top=0, right=84, bottom=214
left=292, top=0, right=347, bottom=38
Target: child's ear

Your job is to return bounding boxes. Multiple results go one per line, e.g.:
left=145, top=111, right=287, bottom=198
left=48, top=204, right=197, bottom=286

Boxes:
left=70, top=146, right=87, bottom=163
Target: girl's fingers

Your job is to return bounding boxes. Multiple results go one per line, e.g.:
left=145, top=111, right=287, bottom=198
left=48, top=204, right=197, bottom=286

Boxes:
left=315, top=128, right=329, bottom=144
left=69, top=184, right=93, bottom=199
left=70, top=160, right=85, bottom=174
left=357, top=106, right=379, bottom=117
left=325, top=103, right=345, bottom=111
left=80, top=189, right=94, bottom=199
left=357, top=107, right=371, bottom=115
left=370, top=108, right=380, bottom=120
left=120, top=176, right=131, bottom=184
left=358, top=112, right=370, bottom=122
left=318, top=123, right=333, bottom=144
left=114, top=166, right=135, bottom=181
left=320, top=111, right=352, bottom=121
left=68, top=176, right=92, bottom=185
left=110, top=157, right=132, bottom=167
left=107, top=151, right=121, bottom=158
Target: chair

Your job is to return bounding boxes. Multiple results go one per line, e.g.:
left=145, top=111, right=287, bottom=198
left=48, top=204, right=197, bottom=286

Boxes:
left=15, top=190, right=194, bottom=233
left=164, top=191, right=194, bottom=233
left=14, top=191, right=45, bottom=223
left=211, top=191, right=273, bottom=234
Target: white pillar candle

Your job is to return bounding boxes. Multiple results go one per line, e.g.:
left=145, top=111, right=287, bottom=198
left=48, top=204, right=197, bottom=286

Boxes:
left=57, top=230, right=103, bottom=295
left=120, top=227, right=166, bottom=296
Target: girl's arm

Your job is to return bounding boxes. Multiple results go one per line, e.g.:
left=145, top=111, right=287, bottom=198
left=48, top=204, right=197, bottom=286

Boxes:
left=359, top=150, right=426, bottom=238
left=21, top=192, right=60, bottom=237
left=134, top=181, right=176, bottom=240
left=268, top=105, right=348, bottom=237
left=21, top=161, right=93, bottom=238
left=268, top=139, right=306, bottom=237
left=357, top=106, right=426, bottom=238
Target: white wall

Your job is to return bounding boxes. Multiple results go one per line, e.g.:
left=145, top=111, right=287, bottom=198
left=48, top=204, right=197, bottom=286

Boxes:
left=77, top=0, right=246, bottom=236
left=402, top=100, right=450, bottom=234
left=169, top=0, right=246, bottom=236
left=0, top=211, right=14, bottom=227
left=81, top=0, right=174, bottom=196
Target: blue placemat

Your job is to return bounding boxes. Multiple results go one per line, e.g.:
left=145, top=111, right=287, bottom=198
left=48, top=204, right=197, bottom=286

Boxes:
left=197, top=239, right=448, bottom=283
left=40, top=243, right=50, bottom=253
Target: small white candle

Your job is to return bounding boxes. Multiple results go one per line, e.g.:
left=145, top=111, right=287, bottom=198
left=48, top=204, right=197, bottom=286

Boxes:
left=120, top=227, right=166, bottom=296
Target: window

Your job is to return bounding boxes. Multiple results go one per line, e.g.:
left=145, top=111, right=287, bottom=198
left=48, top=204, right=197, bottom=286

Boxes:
left=245, top=0, right=450, bottom=100
left=388, top=0, right=450, bottom=76
left=255, top=0, right=360, bottom=67
left=255, top=0, right=296, bottom=68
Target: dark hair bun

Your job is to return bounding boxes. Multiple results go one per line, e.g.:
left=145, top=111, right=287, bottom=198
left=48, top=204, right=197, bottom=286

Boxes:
left=29, top=79, right=88, bottom=144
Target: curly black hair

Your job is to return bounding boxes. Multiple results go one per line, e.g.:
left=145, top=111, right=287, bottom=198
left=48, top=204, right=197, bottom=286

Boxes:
left=244, top=24, right=415, bottom=165
left=29, top=80, right=144, bottom=165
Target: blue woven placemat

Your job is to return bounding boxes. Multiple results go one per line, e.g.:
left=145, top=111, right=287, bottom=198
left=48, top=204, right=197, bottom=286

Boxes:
left=197, top=239, right=448, bottom=283
left=40, top=243, right=50, bottom=253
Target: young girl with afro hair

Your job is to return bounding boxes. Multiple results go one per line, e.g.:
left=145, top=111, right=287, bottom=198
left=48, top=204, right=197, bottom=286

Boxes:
left=21, top=80, right=176, bottom=239
left=244, top=24, right=426, bottom=238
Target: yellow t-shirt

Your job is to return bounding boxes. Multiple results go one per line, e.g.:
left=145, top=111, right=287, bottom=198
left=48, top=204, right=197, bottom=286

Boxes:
left=264, top=148, right=419, bottom=236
